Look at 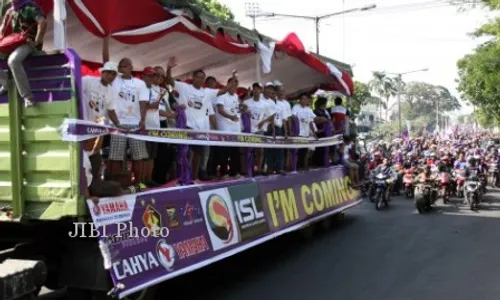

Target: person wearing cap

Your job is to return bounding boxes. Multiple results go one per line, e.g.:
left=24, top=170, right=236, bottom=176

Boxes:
left=105, top=57, right=150, bottom=188
left=81, top=61, right=122, bottom=182
left=152, top=65, right=177, bottom=184
left=267, top=81, right=290, bottom=174
left=142, top=66, right=177, bottom=186
left=261, top=82, right=278, bottom=174
left=165, top=56, right=236, bottom=180
left=242, top=82, right=274, bottom=175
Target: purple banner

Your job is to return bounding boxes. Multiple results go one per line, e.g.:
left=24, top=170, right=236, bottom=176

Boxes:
left=259, top=167, right=360, bottom=231
left=86, top=167, right=361, bottom=298
left=61, top=118, right=344, bottom=149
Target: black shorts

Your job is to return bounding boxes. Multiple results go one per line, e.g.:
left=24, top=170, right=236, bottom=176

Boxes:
left=147, top=142, right=158, bottom=159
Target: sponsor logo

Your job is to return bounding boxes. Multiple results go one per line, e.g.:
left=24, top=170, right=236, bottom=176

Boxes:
left=112, top=251, right=159, bottom=280
left=93, top=200, right=128, bottom=217
left=156, top=239, right=176, bottom=272
left=173, top=235, right=210, bottom=259
left=104, top=222, right=150, bottom=248
left=86, top=126, right=108, bottom=135
left=180, top=202, right=203, bottom=226
left=207, top=194, right=234, bottom=243
left=141, top=199, right=163, bottom=236
left=87, top=195, right=136, bottom=228
left=234, top=197, right=266, bottom=228
left=165, top=205, right=180, bottom=229
left=229, top=183, right=269, bottom=241
left=199, top=188, right=240, bottom=251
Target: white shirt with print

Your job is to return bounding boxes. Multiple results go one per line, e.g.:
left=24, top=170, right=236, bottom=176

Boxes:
left=293, top=105, right=316, bottom=137
left=145, top=84, right=167, bottom=129
left=112, top=76, right=149, bottom=125
left=82, top=76, right=115, bottom=124
left=175, top=81, right=217, bottom=130
left=261, top=96, right=276, bottom=131
left=275, top=99, right=292, bottom=128
left=216, top=93, right=241, bottom=133
left=83, top=151, right=93, bottom=187
left=243, top=98, right=271, bottom=133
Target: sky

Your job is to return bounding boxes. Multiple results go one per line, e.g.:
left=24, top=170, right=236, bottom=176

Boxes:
left=218, top=0, right=496, bottom=115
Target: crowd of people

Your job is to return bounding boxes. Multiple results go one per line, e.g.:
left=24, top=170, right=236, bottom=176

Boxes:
left=76, top=40, right=360, bottom=198
left=359, top=131, right=499, bottom=210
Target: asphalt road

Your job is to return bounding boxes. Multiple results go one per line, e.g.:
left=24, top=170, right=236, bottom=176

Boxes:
left=41, top=189, right=500, bottom=300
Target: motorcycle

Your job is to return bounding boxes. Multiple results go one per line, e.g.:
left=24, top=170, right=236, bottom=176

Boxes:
left=403, top=169, right=415, bottom=199
left=488, top=162, right=499, bottom=188
left=372, top=172, right=393, bottom=211
left=439, top=171, right=451, bottom=204
left=454, top=169, right=466, bottom=198
left=414, top=178, right=439, bottom=214
left=465, top=176, right=481, bottom=210
left=478, top=173, right=488, bottom=195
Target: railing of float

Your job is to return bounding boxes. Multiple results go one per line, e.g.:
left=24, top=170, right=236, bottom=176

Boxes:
left=61, top=108, right=361, bottom=299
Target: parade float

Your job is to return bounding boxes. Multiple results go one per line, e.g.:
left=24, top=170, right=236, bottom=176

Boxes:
left=0, top=0, right=360, bottom=299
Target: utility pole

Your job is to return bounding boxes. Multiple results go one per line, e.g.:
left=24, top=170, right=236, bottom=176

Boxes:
left=246, top=4, right=376, bottom=55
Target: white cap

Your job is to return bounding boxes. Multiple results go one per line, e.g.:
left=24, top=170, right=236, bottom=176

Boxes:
left=265, top=82, right=275, bottom=87
left=99, top=61, right=118, bottom=73
left=273, top=80, right=282, bottom=86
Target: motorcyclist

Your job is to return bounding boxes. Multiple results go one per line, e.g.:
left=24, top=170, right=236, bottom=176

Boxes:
left=368, top=151, right=383, bottom=170
left=374, top=157, right=393, bottom=176
left=454, top=153, right=467, bottom=170
left=418, top=165, right=437, bottom=182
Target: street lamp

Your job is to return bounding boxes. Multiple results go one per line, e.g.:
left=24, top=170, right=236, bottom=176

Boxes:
left=384, top=68, right=429, bottom=137
left=246, top=3, right=376, bottom=54
left=245, top=2, right=262, bottom=29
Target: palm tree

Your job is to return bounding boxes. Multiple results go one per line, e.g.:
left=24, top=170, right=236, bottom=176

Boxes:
left=369, top=72, right=397, bottom=121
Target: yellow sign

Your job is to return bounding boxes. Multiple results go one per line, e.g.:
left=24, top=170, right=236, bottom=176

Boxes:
left=265, top=176, right=359, bottom=229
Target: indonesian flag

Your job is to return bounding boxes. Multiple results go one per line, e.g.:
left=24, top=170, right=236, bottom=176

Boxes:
left=327, top=62, right=352, bottom=96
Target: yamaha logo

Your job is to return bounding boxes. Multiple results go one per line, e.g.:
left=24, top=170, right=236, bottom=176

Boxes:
left=156, top=239, right=176, bottom=272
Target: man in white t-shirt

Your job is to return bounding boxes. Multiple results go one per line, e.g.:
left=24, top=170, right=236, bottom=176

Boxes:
left=108, top=58, right=150, bottom=187
left=293, top=93, right=320, bottom=170
left=202, top=76, right=219, bottom=180
left=215, top=77, right=241, bottom=178
left=82, top=61, right=122, bottom=182
left=165, top=57, right=235, bottom=180
left=142, top=66, right=177, bottom=187
left=262, top=82, right=280, bottom=174
left=270, top=81, right=292, bottom=174
left=242, top=83, right=274, bottom=174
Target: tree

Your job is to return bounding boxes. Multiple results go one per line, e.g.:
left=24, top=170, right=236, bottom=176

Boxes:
left=349, top=81, right=385, bottom=117
left=401, top=81, right=461, bottom=130
left=368, top=72, right=397, bottom=121
left=197, top=0, right=235, bottom=21
left=456, top=0, right=500, bottom=122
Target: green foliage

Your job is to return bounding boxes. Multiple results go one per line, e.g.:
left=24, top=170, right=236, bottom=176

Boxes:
left=456, top=0, right=500, bottom=125
left=402, top=82, right=460, bottom=129
left=196, top=0, right=235, bottom=20
left=368, top=71, right=397, bottom=120
left=349, top=81, right=385, bottom=116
